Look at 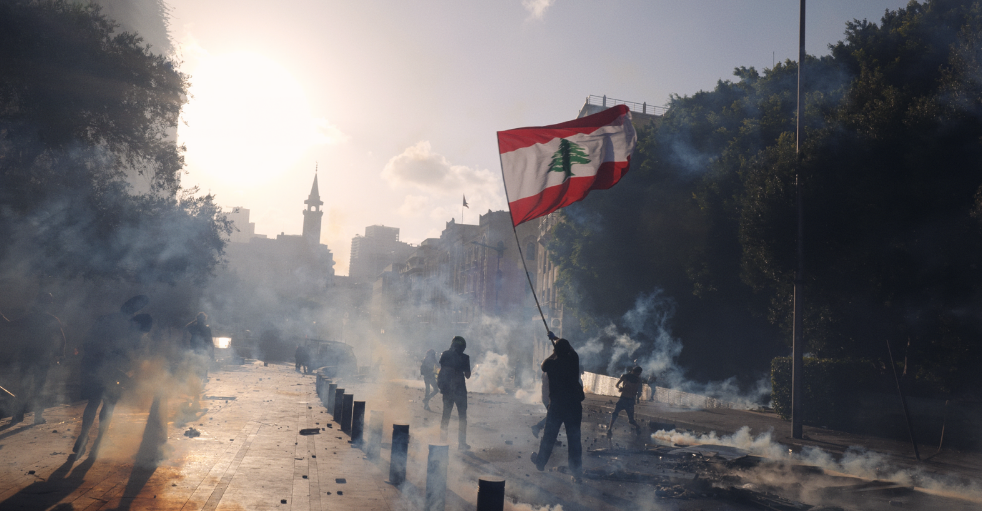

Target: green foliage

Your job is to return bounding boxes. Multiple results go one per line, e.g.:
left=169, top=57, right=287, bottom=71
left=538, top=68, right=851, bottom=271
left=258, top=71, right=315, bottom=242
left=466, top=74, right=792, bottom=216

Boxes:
left=0, top=0, right=230, bottom=285
left=549, top=0, right=982, bottom=391
left=770, top=356, right=877, bottom=427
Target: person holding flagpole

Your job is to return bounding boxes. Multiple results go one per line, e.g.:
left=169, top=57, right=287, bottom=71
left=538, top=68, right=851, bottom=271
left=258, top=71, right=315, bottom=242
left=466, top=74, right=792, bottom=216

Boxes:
left=531, top=332, right=584, bottom=482
left=496, top=105, right=636, bottom=483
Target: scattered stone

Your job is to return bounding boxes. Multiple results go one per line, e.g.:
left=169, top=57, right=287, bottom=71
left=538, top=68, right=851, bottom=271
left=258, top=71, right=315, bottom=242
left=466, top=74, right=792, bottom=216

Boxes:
left=302, top=475, right=308, bottom=479
left=280, top=499, right=287, bottom=504
left=505, top=440, right=513, bottom=445
left=337, top=491, right=343, bottom=495
left=184, top=428, right=201, bottom=438
left=51, top=430, right=58, bottom=433
left=299, top=428, right=320, bottom=435
left=336, top=478, right=346, bottom=484
left=28, top=470, right=35, bottom=475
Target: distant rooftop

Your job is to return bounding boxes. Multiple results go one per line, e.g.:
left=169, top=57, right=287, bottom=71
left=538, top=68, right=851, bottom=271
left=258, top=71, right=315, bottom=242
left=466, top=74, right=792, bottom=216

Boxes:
left=578, top=96, right=666, bottom=128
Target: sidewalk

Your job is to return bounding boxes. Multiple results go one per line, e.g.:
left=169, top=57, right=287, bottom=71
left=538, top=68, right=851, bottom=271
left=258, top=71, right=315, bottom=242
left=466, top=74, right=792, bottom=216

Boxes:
left=0, top=362, right=403, bottom=511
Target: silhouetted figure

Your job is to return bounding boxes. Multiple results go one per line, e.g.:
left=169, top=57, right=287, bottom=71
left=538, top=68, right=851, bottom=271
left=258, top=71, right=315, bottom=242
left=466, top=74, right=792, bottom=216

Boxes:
left=259, top=329, right=279, bottom=367
left=607, top=366, right=644, bottom=436
left=184, top=312, right=213, bottom=410
left=8, top=294, right=66, bottom=425
left=530, top=370, right=549, bottom=438
left=438, top=336, right=471, bottom=450
left=531, top=334, right=584, bottom=483
left=295, top=343, right=311, bottom=374
left=420, top=349, right=439, bottom=411
left=73, top=296, right=151, bottom=461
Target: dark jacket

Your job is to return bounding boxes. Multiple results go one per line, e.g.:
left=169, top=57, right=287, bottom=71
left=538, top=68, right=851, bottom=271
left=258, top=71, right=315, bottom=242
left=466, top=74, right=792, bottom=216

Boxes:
left=438, top=349, right=470, bottom=395
left=186, top=321, right=213, bottom=352
left=542, top=348, right=583, bottom=405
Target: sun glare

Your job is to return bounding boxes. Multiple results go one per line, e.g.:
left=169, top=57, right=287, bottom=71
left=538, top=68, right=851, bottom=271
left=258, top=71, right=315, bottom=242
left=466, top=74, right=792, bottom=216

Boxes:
left=179, top=52, right=316, bottom=186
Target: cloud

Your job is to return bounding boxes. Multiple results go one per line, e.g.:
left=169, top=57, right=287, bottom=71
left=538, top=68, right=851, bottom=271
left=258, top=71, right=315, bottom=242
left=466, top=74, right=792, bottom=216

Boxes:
left=382, top=141, right=490, bottom=191
left=381, top=141, right=506, bottom=214
left=312, top=117, right=349, bottom=145
left=397, top=195, right=431, bottom=217
left=381, top=141, right=451, bottom=189
left=522, top=0, right=555, bottom=20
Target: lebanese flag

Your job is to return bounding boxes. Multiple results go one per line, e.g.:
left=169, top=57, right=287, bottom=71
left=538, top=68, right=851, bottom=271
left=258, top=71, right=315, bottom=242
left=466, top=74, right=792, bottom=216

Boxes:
left=497, top=105, right=636, bottom=226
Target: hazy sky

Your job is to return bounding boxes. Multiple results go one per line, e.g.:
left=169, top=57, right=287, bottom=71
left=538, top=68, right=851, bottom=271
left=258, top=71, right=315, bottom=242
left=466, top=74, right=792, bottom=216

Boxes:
left=169, top=0, right=908, bottom=275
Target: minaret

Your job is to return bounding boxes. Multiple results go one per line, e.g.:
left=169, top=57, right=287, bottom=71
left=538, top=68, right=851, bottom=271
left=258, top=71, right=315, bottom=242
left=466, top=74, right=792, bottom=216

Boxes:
left=302, top=166, right=323, bottom=246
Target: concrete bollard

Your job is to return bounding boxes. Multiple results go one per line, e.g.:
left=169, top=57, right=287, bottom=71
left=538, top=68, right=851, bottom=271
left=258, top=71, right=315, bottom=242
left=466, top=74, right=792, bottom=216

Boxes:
left=350, top=401, right=365, bottom=446
left=315, top=374, right=324, bottom=399
left=333, top=388, right=345, bottom=422
left=476, top=479, right=505, bottom=511
left=367, top=411, right=383, bottom=459
left=341, top=394, right=354, bottom=434
left=326, top=383, right=337, bottom=411
left=389, top=424, right=410, bottom=485
left=425, top=444, right=449, bottom=511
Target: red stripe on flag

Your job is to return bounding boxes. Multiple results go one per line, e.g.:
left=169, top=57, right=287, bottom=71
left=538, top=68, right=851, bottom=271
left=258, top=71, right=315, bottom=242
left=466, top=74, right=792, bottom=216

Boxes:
left=507, top=159, right=630, bottom=226
left=497, top=105, right=630, bottom=154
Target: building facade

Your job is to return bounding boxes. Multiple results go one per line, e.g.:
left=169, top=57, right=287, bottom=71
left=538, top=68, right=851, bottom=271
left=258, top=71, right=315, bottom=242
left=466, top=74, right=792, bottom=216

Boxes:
left=348, top=225, right=414, bottom=282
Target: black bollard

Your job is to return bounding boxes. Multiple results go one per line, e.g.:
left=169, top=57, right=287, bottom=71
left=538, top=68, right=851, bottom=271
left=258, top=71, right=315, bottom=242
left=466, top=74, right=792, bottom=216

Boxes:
left=389, top=424, right=410, bottom=485
left=326, top=383, right=337, bottom=411
left=351, top=401, right=365, bottom=446
left=476, top=479, right=505, bottom=511
left=425, top=444, right=449, bottom=511
left=341, top=394, right=354, bottom=434
left=367, top=411, right=383, bottom=459
left=333, top=388, right=345, bottom=422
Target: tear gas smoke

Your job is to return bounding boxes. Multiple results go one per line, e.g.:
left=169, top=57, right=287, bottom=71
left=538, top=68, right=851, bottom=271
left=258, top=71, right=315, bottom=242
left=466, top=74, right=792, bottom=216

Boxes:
left=651, top=426, right=982, bottom=504
left=577, top=290, right=770, bottom=409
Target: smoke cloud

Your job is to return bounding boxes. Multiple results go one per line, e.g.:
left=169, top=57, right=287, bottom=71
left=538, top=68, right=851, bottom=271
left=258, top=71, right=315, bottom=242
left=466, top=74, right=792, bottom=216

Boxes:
left=576, top=289, right=770, bottom=409
left=651, top=426, right=982, bottom=505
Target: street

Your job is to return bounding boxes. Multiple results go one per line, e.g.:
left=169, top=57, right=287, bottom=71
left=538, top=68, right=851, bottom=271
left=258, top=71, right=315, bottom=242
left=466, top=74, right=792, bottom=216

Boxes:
left=2, top=360, right=981, bottom=511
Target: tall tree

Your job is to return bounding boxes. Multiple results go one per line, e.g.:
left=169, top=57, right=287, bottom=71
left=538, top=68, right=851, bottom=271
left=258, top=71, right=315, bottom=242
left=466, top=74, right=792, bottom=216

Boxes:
left=549, top=0, right=982, bottom=394
left=0, top=0, right=229, bottom=285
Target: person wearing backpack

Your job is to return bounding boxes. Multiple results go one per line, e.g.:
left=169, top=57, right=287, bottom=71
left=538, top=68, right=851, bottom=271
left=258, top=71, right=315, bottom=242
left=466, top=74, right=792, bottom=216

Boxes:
left=420, top=349, right=439, bottom=411
left=438, top=336, right=470, bottom=450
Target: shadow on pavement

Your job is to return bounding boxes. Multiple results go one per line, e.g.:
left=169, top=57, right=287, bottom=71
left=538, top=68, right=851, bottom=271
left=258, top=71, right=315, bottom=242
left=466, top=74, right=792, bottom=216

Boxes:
left=0, top=456, right=96, bottom=510
left=0, top=423, right=33, bottom=441
left=110, top=464, right=157, bottom=511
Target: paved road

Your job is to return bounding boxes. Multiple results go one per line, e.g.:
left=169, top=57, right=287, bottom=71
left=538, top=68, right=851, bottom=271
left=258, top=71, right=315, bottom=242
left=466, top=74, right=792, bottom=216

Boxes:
left=2, top=361, right=980, bottom=510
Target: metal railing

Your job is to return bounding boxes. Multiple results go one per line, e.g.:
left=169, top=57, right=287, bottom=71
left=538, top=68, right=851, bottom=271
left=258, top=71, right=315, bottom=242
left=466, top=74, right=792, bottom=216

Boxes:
left=587, top=94, right=667, bottom=115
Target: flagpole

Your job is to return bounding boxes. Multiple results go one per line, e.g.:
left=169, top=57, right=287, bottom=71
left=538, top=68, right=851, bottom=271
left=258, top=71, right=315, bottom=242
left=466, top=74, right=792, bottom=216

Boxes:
left=497, top=138, right=553, bottom=340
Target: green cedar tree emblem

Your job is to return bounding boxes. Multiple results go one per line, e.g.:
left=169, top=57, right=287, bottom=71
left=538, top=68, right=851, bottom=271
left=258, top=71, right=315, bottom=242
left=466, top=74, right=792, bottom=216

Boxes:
left=548, top=138, right=590, bottom=182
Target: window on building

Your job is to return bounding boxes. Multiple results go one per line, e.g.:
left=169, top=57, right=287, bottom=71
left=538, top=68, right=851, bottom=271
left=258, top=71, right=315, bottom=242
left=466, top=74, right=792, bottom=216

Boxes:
left=526, top=241, right=536, bottom=261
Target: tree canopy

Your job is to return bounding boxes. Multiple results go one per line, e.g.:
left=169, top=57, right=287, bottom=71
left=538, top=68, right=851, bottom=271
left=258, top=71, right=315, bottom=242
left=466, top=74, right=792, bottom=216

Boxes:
left=0, top=0, right=229, bottom=285
left=550, top=0, right=982, bottom=394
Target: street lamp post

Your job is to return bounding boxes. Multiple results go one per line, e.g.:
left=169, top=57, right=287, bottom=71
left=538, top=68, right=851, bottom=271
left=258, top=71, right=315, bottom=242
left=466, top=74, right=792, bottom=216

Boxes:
left=792, top=0, right=806, bottom=440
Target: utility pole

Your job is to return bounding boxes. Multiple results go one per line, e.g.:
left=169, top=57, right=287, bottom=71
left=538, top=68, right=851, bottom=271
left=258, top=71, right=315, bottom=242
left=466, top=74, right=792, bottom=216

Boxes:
left=792, top=0, right=806, bottom=440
